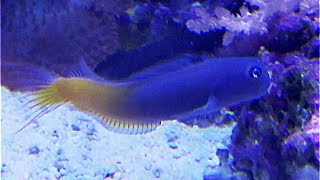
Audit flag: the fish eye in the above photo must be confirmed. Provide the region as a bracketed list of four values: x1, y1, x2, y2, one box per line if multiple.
[249, 66, 262, 79]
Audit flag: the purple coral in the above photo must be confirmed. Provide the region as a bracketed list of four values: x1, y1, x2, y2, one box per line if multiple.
[284, 113, 320, 161]
[228, 49, 319, 179]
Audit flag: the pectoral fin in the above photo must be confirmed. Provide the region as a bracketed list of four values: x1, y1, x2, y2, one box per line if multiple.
[173, 96, 218, 120]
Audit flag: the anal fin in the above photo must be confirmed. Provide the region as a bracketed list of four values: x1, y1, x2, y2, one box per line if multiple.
[97, 114, 160, 135]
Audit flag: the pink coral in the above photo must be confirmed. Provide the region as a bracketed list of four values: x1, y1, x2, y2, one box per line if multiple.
[186, 7, 217, 34]
[185, 0, 315, 47]
[185, 5, 267, 45]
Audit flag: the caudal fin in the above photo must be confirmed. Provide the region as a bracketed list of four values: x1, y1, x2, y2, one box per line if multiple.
[1, 62, 58, 92]
[1, 62, 62, 133]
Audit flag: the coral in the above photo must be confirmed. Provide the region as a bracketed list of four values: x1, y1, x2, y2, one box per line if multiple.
[185, 6, 218, 34]
[185, 2, 268, 44]
[284, 112, 320, 162]
[183, 0, 318, 55]
[229, 51, 319, 179]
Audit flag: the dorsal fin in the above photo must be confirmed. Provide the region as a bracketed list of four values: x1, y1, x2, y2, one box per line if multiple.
[65, 58, 105, 82]
[126, 55, 208, 83]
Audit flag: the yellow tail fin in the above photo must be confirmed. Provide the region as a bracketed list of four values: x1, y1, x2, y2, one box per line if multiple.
[16, 78, 72, 133]
[18, 77, 161, 135]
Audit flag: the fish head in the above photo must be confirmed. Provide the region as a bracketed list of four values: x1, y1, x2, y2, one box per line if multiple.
[231, 58, 271, 101]
[212, 58, 271, 106]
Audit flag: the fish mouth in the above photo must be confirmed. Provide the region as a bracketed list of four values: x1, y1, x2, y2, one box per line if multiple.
[259, 77, 272, 96]
[262, 70, 272, 95]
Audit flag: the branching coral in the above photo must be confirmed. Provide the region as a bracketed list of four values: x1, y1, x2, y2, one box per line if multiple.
[184, 0, 317, 54]
[186, 5, 267, 45]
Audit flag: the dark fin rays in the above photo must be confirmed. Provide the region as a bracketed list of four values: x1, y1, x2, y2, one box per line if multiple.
[65, 58, 105, 82]
[94, 112, 160, 135]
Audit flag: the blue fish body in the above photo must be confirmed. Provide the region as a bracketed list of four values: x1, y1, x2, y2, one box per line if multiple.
[2, 56, 270, 134]
[115, 57, 270, 121]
